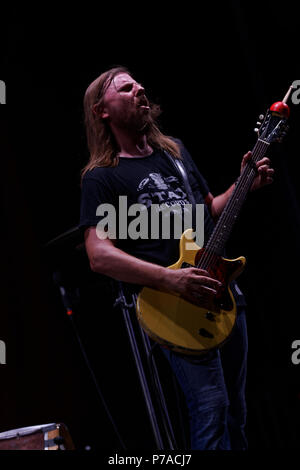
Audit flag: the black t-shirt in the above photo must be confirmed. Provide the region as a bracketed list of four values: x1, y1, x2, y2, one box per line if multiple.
[80, 143, 213, 266]
[79, 141, 246, 306]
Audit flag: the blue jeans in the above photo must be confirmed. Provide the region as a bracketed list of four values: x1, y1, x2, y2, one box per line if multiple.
[160, 309, 248, 450]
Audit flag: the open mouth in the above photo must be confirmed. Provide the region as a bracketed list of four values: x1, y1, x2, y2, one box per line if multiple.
[138, 98, 150, 110]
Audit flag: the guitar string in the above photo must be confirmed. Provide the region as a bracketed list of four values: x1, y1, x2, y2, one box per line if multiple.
[199, 139, 268, 270]
[200, 139, 267, 269]
[210, 139, 269, 250]
[196, 139, 269, 272]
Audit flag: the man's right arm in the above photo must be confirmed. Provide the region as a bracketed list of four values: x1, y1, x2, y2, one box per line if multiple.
[84, 227, 222, 309]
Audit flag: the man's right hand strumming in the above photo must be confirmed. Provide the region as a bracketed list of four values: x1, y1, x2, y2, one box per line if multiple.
[163, 267, 223, 310]
[85, 227, 222, 310]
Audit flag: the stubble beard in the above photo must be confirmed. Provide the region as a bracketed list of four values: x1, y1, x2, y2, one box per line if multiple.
[119, 108, 152, 135]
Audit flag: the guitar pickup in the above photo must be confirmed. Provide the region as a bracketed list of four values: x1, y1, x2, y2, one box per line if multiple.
[180, 262, 193, 269]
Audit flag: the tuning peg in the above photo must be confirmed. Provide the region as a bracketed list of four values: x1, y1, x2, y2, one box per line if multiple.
[259, 114, 264, 120]
[256, 121, 262, 126]
[254, 128, 259, 133]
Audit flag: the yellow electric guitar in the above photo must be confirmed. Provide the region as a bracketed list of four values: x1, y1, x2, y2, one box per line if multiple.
[136, 89, 292, 355]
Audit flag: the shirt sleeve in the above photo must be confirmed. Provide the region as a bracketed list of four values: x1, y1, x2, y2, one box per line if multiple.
[79, 172, 116, 230]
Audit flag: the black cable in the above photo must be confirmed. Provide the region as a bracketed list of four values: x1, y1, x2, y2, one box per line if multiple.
[67, 313, 127, 450]
[53, 273, 127, 450]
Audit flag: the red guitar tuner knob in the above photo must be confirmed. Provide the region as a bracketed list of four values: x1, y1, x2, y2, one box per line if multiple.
[270, 101, 290, 118]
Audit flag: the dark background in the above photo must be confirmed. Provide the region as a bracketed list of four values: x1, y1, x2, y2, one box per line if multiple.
[1, 1, 300, 451]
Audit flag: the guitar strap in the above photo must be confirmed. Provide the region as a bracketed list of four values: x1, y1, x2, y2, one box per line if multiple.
[164, 150, 196, 223]
[164, 151, 196, 205]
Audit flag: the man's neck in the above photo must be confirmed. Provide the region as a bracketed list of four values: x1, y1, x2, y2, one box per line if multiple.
[113, 127, 153, 158]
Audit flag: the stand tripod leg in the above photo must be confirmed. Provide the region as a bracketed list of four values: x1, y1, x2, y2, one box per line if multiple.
[131, 295, 177, 450]
[115, 283, 164, 449]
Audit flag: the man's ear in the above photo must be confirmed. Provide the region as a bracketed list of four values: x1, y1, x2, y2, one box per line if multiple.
[101, 109, 109, 119]
[92, 103, 109, 119]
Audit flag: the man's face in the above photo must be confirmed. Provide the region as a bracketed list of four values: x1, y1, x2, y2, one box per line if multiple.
[100, 73, 151, 132]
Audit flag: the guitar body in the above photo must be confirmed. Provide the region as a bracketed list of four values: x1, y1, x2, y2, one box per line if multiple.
[136, 229, 246, 355]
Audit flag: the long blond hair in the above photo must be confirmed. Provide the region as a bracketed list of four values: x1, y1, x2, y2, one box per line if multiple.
[81, 66, 181, 178]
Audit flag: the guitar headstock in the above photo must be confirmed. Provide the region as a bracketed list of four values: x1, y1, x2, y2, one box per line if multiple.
[254, 85, 294, 144]
[255, 107, 289, 144]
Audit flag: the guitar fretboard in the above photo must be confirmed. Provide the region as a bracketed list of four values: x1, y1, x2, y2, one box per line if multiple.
[198, 139, 270, 270]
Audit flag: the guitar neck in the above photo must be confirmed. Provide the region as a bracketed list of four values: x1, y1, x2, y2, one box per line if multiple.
[198, 139, 270, 267]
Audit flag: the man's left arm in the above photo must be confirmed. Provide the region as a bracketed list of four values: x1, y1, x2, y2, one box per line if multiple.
[207, 151, 275, 220]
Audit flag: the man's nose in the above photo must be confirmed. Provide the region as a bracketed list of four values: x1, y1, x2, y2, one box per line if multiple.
[135, 84, 145, 96]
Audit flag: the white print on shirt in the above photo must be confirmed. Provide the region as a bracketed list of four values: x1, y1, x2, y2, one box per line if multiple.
[137, 173, 189, 213]
[138, 173, 177, 191]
